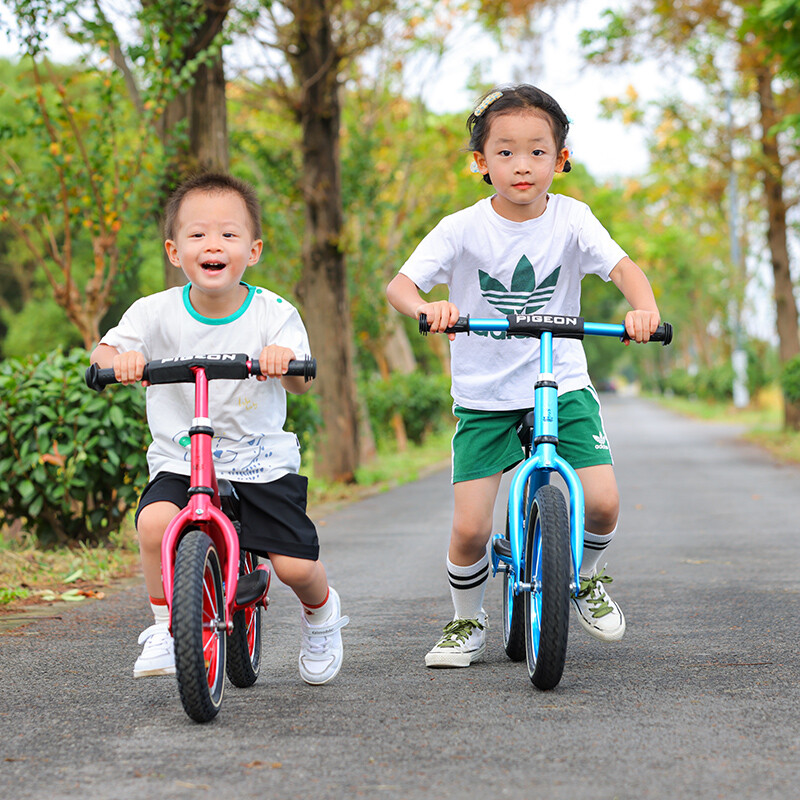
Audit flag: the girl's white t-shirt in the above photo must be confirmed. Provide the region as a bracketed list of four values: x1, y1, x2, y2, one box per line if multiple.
[399, 194, 627, 410]
[100, 283, 310, 483]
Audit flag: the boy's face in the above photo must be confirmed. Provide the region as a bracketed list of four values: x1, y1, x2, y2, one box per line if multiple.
[473, 110, 569, 222]
[165, 190, 262, 299]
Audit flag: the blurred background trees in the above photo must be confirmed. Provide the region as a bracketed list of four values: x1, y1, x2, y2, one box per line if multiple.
[1, 0, 799, 539]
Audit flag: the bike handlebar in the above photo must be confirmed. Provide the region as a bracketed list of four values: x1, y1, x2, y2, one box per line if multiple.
[418, 313, 673, 346]
[85, 354, 317, 392]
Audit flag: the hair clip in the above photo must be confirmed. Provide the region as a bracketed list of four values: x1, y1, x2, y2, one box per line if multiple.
[470, 161, 480, 173]
[474, 91, 503, 117]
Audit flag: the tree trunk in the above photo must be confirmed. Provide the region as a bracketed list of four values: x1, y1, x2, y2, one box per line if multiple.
[756, 67, 800, 429]
[159, 6, 230, 289]
[291, 1, 360, 482]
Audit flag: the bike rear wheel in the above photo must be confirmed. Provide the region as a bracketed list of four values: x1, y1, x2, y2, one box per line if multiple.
[524, 484, 570, 690]
[502, 507, 526, 662]
[226, 551, 263, 688]
[172, 530, 226, 723]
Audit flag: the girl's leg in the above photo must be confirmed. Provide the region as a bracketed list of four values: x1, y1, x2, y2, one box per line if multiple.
[426, 473, 502, 669]
[573, 464, 625, 641]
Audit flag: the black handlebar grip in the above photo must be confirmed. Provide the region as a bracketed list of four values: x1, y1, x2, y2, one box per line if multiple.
[650, 323, 673, 345]
[249, 357, 317, 382]
[419, 313, 471, 335]
[85, 363, 118, 392]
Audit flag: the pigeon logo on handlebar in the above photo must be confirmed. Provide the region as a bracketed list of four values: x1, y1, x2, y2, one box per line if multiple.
[160, 354, 239, 363]
[513, 314, 579, 327]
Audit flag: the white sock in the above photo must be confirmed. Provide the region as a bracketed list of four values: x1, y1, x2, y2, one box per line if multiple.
[447, 552, 489, 620]
[150, 599, 169, 626]
[302, 589, 334, 626]
[580, 525, 618, 578]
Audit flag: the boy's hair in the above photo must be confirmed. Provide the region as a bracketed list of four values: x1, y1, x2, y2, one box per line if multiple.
[467, 85, 571, 184]
[164, 172, 262, 240]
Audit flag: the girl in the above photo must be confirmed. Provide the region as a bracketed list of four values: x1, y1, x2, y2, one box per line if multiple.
[386, 85, 660, 668]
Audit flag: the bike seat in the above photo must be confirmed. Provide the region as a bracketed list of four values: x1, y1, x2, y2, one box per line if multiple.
[218, 479, 241, 520]
[515, 411, 536, 448]
[235, 568, 270, 606]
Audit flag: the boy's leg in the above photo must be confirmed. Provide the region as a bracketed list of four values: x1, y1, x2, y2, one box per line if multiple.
[572, 464, 625, 641]
[270, 554, 349, 686]
[425, 473, 501, 668]
[133, 498, 181, 677]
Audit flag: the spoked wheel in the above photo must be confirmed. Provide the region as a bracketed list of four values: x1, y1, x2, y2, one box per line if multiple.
[502, 506, 526, 662]
[226, 551, 263, 688]
[524, 484, 571, 690]
[172, 530, 226, 723]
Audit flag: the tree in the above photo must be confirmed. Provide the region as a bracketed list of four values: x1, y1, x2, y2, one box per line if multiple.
[580, 0, 800, 426]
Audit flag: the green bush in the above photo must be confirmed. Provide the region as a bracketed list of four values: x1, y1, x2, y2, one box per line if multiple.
[0, 349, 149, 545]
[286, 390, 322, 452]
[781, 354, 800, 404]
[363, 371, 453, 445]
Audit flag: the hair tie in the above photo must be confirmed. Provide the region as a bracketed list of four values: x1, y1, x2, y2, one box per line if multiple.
[474, 91, 503, 117]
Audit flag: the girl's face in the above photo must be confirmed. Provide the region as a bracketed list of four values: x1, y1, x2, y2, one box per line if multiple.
[473, 110, 569, 222]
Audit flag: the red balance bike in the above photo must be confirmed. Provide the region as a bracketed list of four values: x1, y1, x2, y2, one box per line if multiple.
[86, 353, 315, 723]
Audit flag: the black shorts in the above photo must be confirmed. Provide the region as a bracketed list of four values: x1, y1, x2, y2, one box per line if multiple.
[135, 471, 319, 561]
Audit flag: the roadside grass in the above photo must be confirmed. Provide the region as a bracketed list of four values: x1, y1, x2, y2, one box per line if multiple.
[0, 429, 453, 611]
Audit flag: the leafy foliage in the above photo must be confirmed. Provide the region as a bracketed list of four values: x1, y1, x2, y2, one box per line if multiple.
[363, 371, 452, 445]
[0, 348, 149, 544]
[781, 354, 800, 405]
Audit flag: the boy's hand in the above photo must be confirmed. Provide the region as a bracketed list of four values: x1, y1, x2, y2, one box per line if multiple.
[415, 300, 460, 341]
[258, 344, 296, 381]
[113, 351, 146, 385]
[624, 310, 661, 344]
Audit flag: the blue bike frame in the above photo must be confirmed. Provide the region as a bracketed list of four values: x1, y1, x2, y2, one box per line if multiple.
[466, 319, 631, 597]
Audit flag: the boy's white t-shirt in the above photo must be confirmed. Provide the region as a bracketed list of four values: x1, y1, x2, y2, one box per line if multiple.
[399, 194, 627, 410]
[100, 283, 310, 483]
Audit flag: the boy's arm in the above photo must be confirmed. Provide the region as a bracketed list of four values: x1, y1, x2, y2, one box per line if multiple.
[258, 345, 312, 395]
[90, 343, 146, 385]
[386, 273, 459, 340]
[609, 257, 660, 343]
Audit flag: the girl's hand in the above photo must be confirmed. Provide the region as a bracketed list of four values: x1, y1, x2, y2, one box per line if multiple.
[415, 300, 460, 341]
[624, 309, 661, 344]
[258, 344, 296, 380]
[113, 351, 146, 385]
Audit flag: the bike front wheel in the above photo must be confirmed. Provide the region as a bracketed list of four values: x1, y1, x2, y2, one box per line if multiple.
[172, 530, 227, 723]
[226, 551, 263, 688]
[524, 484, 570, 690]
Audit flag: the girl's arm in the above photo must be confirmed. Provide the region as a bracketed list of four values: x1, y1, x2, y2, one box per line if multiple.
[609, 257, 661, 343]
[386, 273, 460, 339]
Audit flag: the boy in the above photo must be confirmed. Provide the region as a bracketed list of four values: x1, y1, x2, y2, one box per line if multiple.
[91, 173, 348, 685]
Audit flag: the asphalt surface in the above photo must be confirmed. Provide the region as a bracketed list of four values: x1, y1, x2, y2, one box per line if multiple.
[1, 395, 799, 799]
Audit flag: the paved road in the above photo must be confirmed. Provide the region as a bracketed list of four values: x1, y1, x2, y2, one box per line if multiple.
[2, 396, 799, 799]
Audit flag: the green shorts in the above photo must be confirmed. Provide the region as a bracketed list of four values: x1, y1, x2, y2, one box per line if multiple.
[451, 387, 613, 484]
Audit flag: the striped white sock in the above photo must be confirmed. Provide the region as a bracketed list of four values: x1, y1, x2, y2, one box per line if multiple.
[447, 552, 490, 620]
[580, 525, 618, 578]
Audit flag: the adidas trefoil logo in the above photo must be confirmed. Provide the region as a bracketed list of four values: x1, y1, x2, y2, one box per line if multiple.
[479, 256, 560, 315]
[593, 431, 609, 450]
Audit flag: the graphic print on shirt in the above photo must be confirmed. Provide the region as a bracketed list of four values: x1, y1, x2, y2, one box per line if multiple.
[173, 431, 274, 479]
[479, 256, 561, 315]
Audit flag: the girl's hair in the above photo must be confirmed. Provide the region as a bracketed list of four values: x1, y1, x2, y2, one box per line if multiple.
[468, 85, 572, 184]
[164, 172, 262, 240]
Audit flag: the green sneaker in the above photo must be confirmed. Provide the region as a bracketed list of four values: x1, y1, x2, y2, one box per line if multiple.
[424, 612, 487, 668]
[571, 568, 626, 642]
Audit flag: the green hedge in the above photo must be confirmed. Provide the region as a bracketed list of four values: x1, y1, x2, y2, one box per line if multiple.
[0, 349, 149, 544]
[781, 354, 800, 404]
[363, 371, 453, 445]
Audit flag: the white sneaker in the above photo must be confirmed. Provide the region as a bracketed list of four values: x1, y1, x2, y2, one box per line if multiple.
[298, 588, 349, 685]
[133, 623, 176, 677]
[425, 611, 488, 668]
[571, 568, 626, 642]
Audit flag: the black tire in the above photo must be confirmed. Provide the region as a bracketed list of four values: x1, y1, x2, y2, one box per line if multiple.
[172, 530, 226, 723]
[524, 484, 570, 690]
[226, 552, 263, 688]
[502, 508, 526, 662]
